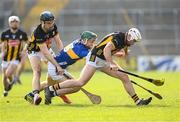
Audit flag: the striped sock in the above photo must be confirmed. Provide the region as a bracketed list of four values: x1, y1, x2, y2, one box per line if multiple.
[131, 94, 140, 104]
[32, 90, 39, 94]
[49, 84, 61, 96]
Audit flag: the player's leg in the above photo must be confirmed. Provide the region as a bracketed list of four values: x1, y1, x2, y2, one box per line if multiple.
[1, 61, 10, 96]
[46, 74, 72, 103]
[6, 63, 18, 82]
[26, 71, 73, 104]
[5, 62, 18, 86]
[39, 74, 54, 91]
[40, 81, 48, 91]
[25, 78, 72, 104]
[28, 55, 42, 105]
[2, 61, 18, 96]
[58, 64, 96, 89]
[44, 64, 96, 104]
[2, 67, 9, 96]
[14, 54, 27, 84]
[100, 66, 136, 96]
[100, 65, 152, 106]
[25, 75, 50, 101]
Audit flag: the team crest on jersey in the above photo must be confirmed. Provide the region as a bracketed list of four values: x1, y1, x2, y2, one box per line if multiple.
[8, 39, 20, 46]
[20, 35, 23, 39]
[12, 35, 16, 39]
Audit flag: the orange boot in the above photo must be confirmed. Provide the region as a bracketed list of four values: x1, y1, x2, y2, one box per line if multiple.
[59, 95, 72, 104]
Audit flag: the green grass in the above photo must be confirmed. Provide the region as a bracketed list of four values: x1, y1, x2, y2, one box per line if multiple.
[0, 71, 180, 122]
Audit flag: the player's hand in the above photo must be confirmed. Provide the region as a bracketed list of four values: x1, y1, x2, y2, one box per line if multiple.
[110, 63, 119, 71]
[113, 49, 126, 57]
[56, 66, 64, 75]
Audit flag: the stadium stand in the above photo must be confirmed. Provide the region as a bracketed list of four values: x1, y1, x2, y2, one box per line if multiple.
[57, 0, 180, 55]
[0, 0, 179, 56]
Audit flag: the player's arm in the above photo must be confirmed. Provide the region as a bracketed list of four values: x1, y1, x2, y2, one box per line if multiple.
[38, 43, 64, 74]
[103, 41, 118, 70]
[1, 32, 7, 57]
[1, 41, 7, 52]
[0, 41, 7, 59]
[20, 33, 29, 57]
[113, 49, 126, 57]
[22, 32, 28, 51]
[103, 42, 115, 63]
[54, 33, 63, 51]
[20, 42, 27, 57]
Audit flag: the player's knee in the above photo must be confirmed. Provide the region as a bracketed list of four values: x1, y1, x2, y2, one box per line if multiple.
[77, 81, 86, 87]
[118, 73, 129, 83]
[33, 69, 41, 76]
[73, 81, 84, 87]
[74, 87, 81, 92]
[5, 72, 11, 78]
[77, 77, 89, 87]
[5, 70, 12, 78]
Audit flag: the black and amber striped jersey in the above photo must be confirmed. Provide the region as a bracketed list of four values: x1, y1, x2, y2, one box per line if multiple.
[1, 29, 28, 61]
[91, 32, 126, 60]
[27, 24, 58, 53]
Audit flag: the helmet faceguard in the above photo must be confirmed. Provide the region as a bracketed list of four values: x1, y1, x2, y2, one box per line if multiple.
[8, 16, 20, 30]
[128, 28, 142, 42]
[8, 16, 20, 24]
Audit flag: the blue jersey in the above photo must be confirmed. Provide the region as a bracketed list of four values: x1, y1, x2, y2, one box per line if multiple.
[54, 39, 89, 69]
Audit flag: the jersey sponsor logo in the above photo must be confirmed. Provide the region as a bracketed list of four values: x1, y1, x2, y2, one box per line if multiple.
[20, 35, 23, 39]
[8, 39, 20, 46]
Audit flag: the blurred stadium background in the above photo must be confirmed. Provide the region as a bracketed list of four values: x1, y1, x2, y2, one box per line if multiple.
[0, 0, 180, 71]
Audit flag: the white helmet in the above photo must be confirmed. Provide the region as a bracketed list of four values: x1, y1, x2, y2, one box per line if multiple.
[8, 16, 20, 24]
[128, 28, 142, 41]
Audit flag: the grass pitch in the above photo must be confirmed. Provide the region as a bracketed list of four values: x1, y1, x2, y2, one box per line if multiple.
[0, 71, 180, 122]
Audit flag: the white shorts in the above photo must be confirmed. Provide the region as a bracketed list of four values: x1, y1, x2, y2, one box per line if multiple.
[1, 60, 19, 69]
[86, 52, 109, 69]
[48, 62, 69, 81]
[28, 48, 55, 62]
